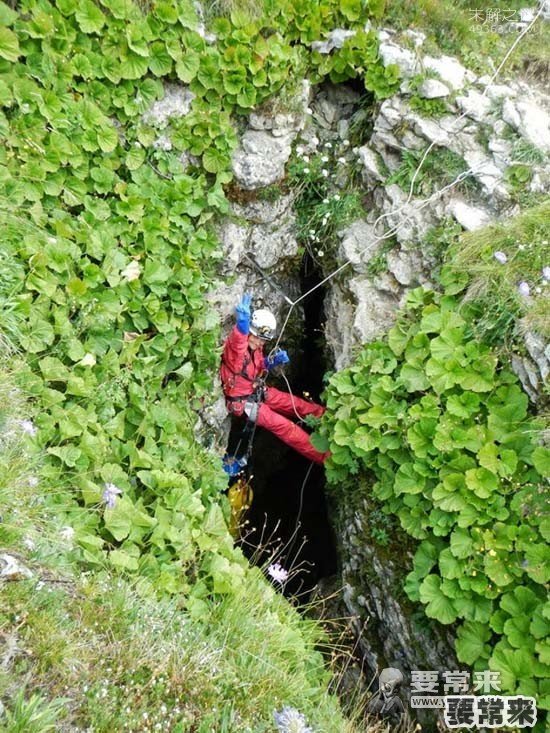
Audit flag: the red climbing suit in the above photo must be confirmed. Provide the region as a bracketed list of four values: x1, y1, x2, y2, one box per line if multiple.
[220, 326, 328, 464]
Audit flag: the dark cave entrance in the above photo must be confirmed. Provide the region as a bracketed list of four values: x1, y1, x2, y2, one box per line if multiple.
[225, 254, 338, 602]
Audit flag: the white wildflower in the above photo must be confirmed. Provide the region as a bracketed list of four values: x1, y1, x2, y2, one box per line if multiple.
[305, 107, 312, 115]
[337, 157, 346, 164]
[542, 266, 550, 281]
[317, 251, 324, 257]
[48, 236, 57, 244]
[102, 483, 122, 509]
[333, 193, 340, 201]
[322, 198, 329, 204]
[342, 139, 350, 146]
[267, 562, 288, 583]
[28, 476, 39, 488]
[493, 251, 507, 264]
[324, 141, 332, 149]
[79, 353, 96, 367]
[322, 169, 328, 177]
[273, 706, 313, 733]
[518, 281, 530, 297]
[121, 260, 141, 282]
[152, 134, 172, 152]
[60, 526, 75, 543]
[321, 155, 329, 162]
[303, 167, 310, 174]
[19, 419, 37, 437]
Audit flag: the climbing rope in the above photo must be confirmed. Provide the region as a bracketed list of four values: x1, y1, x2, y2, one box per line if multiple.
[266, 5, 544, 353]
[284, 459, 315, 565]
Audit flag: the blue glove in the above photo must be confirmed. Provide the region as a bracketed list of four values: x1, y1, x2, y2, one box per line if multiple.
[235, 292, 252, 335]
[222, 454, 248, 477]
[264, 349, 290, 371]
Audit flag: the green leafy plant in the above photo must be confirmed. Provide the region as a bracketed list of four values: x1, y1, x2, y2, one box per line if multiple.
[315, 285, 549, 710]
[387, 146, 481, 197]
[446, 200, 550, 343]
[1, 689, 68, 733]
[504, 162, 532, 191]
[409, 93, 449, 118]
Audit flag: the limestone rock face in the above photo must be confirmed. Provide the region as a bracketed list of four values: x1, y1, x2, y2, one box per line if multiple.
[456, 89, 493, 122]
[447, 199, 493, 230]
[338, 220, 383, 271]
[357, 145, 385, 183]
[423, 54, 475, 90]
[420, 79, 451, 98]
[511, 331, 550, 403]
[232, 131, 294, 190]
[502, 97, 550, 153]
[333, 495, 457, 686]
[378, 41, 418, 79]
[141, 83, 194, 128]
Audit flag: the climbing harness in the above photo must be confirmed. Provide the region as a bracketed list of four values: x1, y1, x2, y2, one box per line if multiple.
[222, 369, 269, 537]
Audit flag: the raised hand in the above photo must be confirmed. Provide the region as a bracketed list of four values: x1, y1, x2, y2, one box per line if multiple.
[235, 292, 253, 334]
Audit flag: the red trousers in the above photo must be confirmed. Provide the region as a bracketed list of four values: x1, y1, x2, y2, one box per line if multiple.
[229, 387, 328, 464]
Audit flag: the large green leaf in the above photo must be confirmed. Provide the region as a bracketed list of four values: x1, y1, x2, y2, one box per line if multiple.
[176, 53, 200, 83]
[524, 543, 550, 584]
[484, 553, 514, 587]
[489, 642, 537, 692]
[412, 540, 440, 577]
[450, 528, 474, 558]
[104, 495, 134, 541]
[394, 462, 425, 495]
[532, 446, 550, 477]
[97, 124, 118, 152]
[419, 575, 458, 624]
[456, 620, 491, 664]
[465, 467, 498, 499]
[0, 26, 19, 61]
[75, 1, 105, 33]
[149, 42, 172, 76]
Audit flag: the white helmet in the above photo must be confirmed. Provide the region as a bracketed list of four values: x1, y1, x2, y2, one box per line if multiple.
[250, 309, 277, 340]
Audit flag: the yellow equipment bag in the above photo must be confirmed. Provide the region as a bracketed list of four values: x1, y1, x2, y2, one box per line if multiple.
[228, 478, 253, 538]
